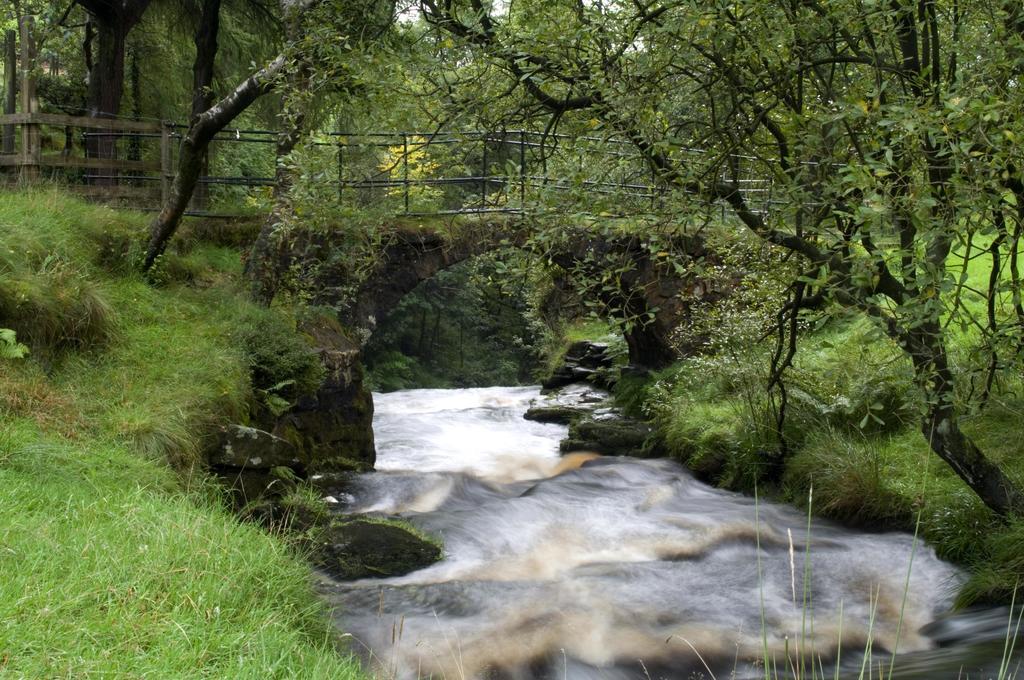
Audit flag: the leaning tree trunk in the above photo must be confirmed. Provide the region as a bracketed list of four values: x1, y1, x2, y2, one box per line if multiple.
[244, 126, 304, 305]
[143, 55, 286, 271]
[909, 323, 1024, 516]
[243, 0, 314, 304]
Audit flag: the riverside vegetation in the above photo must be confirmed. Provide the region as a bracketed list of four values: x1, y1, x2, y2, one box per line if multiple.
[0, 190, 369, 677]
[593, 234, 1024, 609]
[358, 216, 1024, 606]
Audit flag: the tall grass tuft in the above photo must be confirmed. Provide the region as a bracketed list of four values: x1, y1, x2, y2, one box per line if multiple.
[0, 257, 116, 353]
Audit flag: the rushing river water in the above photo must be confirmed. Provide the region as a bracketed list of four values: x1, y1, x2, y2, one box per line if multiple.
[319, 386, 1022, 679]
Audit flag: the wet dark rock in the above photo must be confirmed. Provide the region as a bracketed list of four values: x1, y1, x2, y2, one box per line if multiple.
[523, 405, 590, 424]
[308, 471, 358, 494]
[240, 486, 442, 581]
[560, 416, 659, 458]
[309, 518, 442, 581]
[210, 426, 305, 509]
[213, 316, 374, 487]
[215, 465, 303, 510]
[536, 357, 661, 459]
[568, 341, 612, 368]
[541, 382, 613, 407]
[575, 391, 610, 404]
[525, 382, 613, 427]
[542, 341, 614, 390]
[211, 425, 302, 469]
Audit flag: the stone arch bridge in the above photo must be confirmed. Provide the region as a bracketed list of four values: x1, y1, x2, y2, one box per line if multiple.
[277, 216, 726, 370]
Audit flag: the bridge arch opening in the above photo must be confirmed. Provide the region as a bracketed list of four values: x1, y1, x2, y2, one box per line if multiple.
[359, 251, 626, 391]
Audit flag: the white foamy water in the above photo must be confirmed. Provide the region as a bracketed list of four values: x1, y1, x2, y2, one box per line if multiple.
[371, 386, 569, 482]
[319, 386, 1016, 680]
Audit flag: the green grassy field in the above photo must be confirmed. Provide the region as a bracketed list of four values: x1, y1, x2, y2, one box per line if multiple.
[0, 190, 366, 678]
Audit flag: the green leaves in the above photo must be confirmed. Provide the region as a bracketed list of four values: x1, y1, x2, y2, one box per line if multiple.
[0, 329, 29, 360]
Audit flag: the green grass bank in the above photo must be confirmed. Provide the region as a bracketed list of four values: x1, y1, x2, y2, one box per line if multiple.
[0, 190, 366, 677]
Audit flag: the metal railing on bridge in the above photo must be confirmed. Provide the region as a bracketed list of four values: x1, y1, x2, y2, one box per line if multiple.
[0, 114, 778, 219]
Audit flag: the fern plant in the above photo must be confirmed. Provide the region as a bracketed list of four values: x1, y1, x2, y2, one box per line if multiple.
[0, 329, 29, 360]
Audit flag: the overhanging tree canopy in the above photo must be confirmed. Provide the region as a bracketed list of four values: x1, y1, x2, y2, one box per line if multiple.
[419, 0, 1024, 515]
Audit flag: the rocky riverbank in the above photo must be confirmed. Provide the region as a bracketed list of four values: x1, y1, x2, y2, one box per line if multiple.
[206, 316, 442, 582]
[531, 342, 662, 458]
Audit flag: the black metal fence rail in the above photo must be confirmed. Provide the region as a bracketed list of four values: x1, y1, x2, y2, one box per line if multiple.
[1, 115, 779, 219]
[323, 130, 778, 218]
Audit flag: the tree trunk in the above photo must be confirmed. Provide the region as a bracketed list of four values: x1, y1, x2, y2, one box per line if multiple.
[923, 411, 1024, 517]
[244, 116, 305, 304]
[87, 19, 126, 120]
[191, 0, 221, 118]
[244, 28, 312, 305]
[143, 55, 286, 271]
[85, 20, 127, 164]
[127, 47, 141, 161]
[77, 0, 154, 177]
[910, 323, 1024, 516]
[191, 0, 222, 208]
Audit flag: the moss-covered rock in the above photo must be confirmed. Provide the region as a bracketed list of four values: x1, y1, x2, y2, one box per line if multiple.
[211, 425, 302, 469]
[561, 415, 659, 457]
[542, 341, 615, 390]
[266, 315, 376, 472]
[523, 405, 590, 424]
[241, 486, 442, 581]
[307, 518, 442, 581]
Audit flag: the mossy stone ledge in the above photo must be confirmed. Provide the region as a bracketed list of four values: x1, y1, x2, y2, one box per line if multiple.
[307, 518, 443, 581]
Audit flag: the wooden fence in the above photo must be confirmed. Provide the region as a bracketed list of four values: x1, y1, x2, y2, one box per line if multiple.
[0, 112, 173, 206]
[0, 15, 184, 213]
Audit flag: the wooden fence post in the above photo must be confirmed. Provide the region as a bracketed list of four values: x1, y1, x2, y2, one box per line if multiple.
[3, 30, 15, 154]
[19, 16, 38, 181]
[160, 121, 172, 204]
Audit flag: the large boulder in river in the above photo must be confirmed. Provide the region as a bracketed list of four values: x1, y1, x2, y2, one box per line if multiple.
[560, 412, 659, 458]
[309, 518, 443, 581]
[240, 489, 443, 580]
[523, 405, 591, 425]
[526, 382, 613, 425]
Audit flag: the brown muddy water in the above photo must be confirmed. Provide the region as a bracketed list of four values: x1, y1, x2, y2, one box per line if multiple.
[317, 386, 1023, 679]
